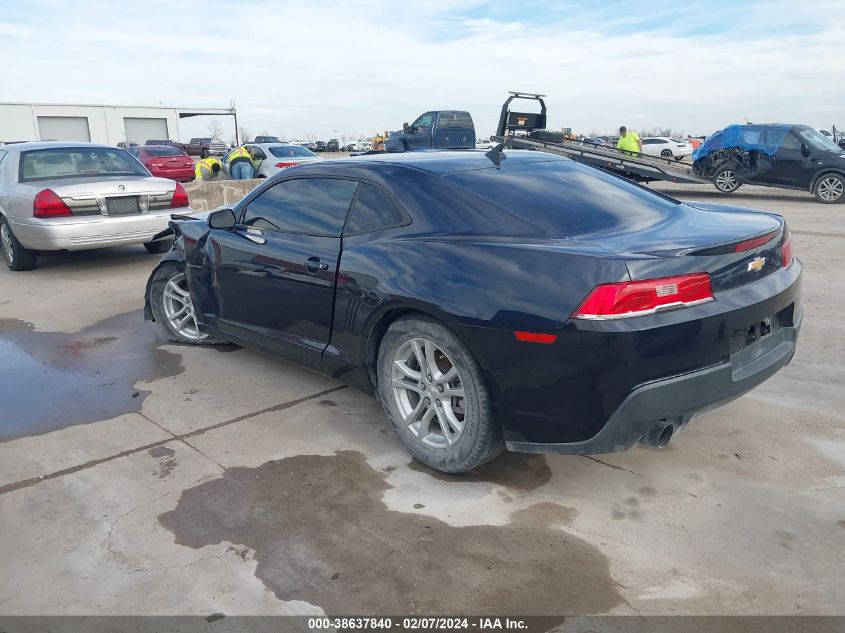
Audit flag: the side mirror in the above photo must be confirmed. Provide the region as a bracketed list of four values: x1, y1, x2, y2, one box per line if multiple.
[403, 122, 411, 133]
[209, 207, 237, 229]
[801, 143, 811, 157]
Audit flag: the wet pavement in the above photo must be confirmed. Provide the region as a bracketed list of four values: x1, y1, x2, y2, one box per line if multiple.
[1, 187, 844, 616]
[0, 312, 182, 440]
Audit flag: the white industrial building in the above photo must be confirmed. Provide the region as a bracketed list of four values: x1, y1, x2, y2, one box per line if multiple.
[0, 102, 237, 146]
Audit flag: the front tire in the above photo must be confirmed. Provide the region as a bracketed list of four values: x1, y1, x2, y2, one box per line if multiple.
[660, 149, 673, 158]
[148, 263, 223, 345]
[0, 215, 38, 271]
[713, 163, 742, 193]
[813, 173, 845, 203]
[377, 316, 504, 473]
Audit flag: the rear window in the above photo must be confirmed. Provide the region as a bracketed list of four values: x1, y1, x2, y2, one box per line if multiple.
[268, 146, 317, 158]
[144, 146, 183, 157]
[438, 111, 474, 129]
[19, 148, 148, 182]
[443, 159, 681, 236]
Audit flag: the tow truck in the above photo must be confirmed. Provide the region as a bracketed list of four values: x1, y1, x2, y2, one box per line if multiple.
[491, 92, 709, 185]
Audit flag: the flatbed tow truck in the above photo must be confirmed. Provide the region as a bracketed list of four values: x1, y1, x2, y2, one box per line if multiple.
[491, 92, 709, 185]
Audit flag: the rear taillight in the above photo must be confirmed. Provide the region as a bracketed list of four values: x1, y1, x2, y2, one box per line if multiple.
[169, 182, 189, 208]
[275, 162, 299, 169]
[33, 189, 72, 218]
[781, 228, 793, 268]
[572, 273, 714, 320]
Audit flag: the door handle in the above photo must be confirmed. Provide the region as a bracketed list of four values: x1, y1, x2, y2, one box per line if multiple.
[305, 256, 329, 273]
[236, 226, 267, 245]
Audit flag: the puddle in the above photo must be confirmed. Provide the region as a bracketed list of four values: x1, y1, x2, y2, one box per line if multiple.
[159, 450, 621, 616]
[0, 312, 183, 441]
[407, 451, 552, 491]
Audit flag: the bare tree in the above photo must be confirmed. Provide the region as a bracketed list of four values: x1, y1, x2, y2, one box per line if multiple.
[237, 126, 252, 144]
[207, 119, 223, 141]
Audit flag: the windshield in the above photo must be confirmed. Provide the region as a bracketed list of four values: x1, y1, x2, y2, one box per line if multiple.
[268, 145, 317, 158]
[19, 148, 149, 182]
[796, 128, 841, 152]
[144, 146, 184, 157]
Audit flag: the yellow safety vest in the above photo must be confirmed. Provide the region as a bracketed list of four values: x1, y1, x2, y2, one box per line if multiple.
[195, 157, 222, 180]
[226, 146, 252, 163]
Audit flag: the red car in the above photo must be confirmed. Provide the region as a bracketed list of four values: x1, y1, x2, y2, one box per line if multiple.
[130, 145, 195, 182]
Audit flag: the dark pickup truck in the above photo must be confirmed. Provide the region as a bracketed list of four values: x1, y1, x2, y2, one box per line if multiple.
[385, 110, 475, 152]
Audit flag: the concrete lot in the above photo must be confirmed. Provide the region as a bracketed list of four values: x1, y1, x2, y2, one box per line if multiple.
[0, 182, 843, 617]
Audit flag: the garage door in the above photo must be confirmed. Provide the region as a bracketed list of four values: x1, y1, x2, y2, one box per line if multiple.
[37, 116, 91, 142]
[124, 117, 169, 144]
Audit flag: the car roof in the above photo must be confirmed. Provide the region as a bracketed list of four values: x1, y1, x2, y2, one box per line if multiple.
[304, 149, 563, 176]
[1, 141, 120, 153]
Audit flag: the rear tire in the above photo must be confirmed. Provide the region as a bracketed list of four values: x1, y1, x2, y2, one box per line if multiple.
[660, 149, 673, 158]
[143, 239, 172, 254]
[713, 163, 742, 193]
[148, 263, 225, 345]
[377, 315, 504, 473]
[0, 215, 38, 271]
[813, 173, 845, 203]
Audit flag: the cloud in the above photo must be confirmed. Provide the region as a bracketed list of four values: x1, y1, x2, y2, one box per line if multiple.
[1, 0, 844, 140]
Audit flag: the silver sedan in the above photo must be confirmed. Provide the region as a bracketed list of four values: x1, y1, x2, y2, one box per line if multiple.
[240, 143, 323, 179]
[0, 141, 194, 270]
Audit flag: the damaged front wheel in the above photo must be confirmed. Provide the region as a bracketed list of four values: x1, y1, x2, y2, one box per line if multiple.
[149, 263, 224, 345]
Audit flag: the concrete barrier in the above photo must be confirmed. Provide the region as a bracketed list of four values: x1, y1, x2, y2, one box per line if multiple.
[183, 179, 263, 211]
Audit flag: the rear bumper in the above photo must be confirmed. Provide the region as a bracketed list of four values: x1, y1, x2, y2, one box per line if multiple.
[9, 207, 193, 251]
[507, 311, 801, 455]
[149, 167, 195, 182]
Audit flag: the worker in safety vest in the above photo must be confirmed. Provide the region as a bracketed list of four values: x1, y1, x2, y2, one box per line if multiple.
[225, 145, 256, 180]
[616, 126, 642, 156]
[195, 157, 222, 181]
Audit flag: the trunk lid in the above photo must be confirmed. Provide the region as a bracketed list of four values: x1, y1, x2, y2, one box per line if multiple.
[24, 176, 178, 217]
[583, 202, 786, 293]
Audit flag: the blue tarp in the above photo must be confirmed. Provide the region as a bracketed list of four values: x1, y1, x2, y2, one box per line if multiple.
[693, 124, 792, 162]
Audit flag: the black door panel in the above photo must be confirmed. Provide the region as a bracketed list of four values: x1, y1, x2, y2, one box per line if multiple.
[200, 176, 358, 361]
[207, 229, 340, 361]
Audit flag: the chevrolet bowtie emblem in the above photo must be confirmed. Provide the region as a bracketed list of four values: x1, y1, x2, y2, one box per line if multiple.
[747, 256, 766, 272]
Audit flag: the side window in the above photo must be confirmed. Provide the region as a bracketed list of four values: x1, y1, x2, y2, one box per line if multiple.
[242, 178, 358, 236]
[641, 139, 655, 145]
[0, 150, 6, 177]
[252, 146, 267, 160]
[779, 133, 801, 151]
[344, 183, 408, 235]
[412, 113, 434, 129]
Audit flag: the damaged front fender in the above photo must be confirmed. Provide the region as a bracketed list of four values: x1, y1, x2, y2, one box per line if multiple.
[143, 214, 212, 322]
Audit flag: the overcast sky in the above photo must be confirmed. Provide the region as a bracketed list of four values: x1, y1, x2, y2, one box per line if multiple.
[2, 0, 844, 142]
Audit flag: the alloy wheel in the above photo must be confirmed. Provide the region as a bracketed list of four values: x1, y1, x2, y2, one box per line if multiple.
[391, 337, 466, 449]
[817, 177, 844, 202]
[715, 170, 739, 192]
[0, 222, 13, 266]
[162, 272, 207, 341]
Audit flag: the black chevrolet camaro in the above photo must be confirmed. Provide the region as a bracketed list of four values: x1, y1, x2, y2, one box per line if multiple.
[144, 150, 802, 473]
